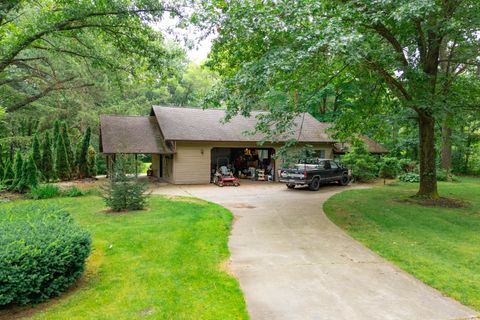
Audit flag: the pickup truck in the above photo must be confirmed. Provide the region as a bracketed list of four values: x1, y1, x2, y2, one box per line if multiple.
[279, 159, 350, 191]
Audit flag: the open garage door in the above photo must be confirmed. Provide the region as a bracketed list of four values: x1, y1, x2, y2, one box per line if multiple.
[211, 147, 276, 182]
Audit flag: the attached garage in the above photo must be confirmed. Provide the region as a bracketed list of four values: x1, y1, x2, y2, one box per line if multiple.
[100, 106, 385, 184]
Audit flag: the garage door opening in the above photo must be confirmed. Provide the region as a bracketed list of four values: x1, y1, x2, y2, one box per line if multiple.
[211, 147, 276, 182]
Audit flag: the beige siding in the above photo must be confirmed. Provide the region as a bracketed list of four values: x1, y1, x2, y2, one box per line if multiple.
[151, 154, 160, 178]
[171, 141, 334, 185]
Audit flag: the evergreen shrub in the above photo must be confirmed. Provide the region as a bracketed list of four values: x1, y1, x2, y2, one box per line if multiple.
[0, 204, 91, 306]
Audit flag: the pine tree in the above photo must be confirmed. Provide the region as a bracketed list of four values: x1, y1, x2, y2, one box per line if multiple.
[61, 122, 75, 176]
[87, 145, 97, 177]
[10, 152, 23, 191]
[15, 155, 38, 193]
[41, 132, 55, 182]
[2, 160, 14, 186]
[55, 134, 70, 180]
[32, 134, 41, 170]
[78, 127, 91, 179]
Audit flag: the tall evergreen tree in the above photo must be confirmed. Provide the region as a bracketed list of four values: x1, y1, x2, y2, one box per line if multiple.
[10, 152, 23, 191]
[15, 155, 38, 193]
[53, 120, 61, 150]
[55, 134, 70, 180]
[61, 122, 74, 176]
[41, 132, 55, 182]
[32, 134, 41, 170]
[2, 160, 14, 186]
[87, 145, 97, 178]
[78, 127, 91, 179]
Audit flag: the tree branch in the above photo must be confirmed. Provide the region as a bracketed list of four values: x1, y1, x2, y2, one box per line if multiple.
[6, 77, 94, 112]
[365, 59, 412, 101]
[370, 23, 409, 67]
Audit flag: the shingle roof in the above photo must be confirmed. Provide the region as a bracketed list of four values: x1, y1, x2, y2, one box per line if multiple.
[333, 136, 389, 154]
[100, 115, 173, 154]
[151, 106, 335, 143]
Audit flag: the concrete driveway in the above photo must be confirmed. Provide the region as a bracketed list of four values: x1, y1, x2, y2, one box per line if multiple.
[152, 181, 477, 320]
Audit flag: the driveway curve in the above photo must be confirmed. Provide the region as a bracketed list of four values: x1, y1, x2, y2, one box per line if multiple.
[152, 182, 477, 320]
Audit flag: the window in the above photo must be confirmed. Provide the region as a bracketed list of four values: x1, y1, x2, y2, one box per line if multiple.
[330, 161, 338, 169]
[313, 149, 326, 158]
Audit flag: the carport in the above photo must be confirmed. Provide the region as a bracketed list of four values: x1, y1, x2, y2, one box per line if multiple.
[99, 115, 174, 178]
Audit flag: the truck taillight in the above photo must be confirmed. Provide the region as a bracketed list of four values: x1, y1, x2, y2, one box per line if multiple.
[304, 170, 308, 177]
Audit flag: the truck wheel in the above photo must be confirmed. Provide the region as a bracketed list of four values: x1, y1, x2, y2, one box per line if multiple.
[309, 177, 320, 191]
[339, 175, 349, 186]
[287, 184, 295, 189]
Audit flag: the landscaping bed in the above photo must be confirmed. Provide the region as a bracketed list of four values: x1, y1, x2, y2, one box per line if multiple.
[0, 195, 247, 320]
[324, 177, 480, 311]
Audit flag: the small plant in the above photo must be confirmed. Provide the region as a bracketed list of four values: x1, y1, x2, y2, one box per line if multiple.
[0, 204, 91, 306]
[62, 186, 86, 197]
[398, 172, 420, 183]
[29, 184, 61, 199]
[102, 160, 148, 212]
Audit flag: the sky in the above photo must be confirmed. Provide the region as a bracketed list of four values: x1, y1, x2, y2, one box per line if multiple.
[154, 14, 214, 64]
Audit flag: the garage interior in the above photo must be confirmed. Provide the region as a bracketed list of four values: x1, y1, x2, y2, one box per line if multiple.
[211, 147, 276, 182]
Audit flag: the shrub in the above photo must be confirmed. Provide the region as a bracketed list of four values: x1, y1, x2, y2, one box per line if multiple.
[378, 157, 401, 183]
[29, 184, 61, 199]
[436, 169, 459, 182]
[0, 204, 91, 306]
[14, 155, 39, 193]
[398, 158, 417, 173]
[62, 186, 86, 197]
[102, 160, 148, 211]
[398, 172, 420, 183]
[342, 140, 378, 182]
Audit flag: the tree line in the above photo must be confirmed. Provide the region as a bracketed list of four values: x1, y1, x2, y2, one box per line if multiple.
[1, 121, 95, 192]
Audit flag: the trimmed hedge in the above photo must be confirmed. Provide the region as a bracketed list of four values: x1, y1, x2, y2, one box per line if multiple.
[0, 204, 91, 306]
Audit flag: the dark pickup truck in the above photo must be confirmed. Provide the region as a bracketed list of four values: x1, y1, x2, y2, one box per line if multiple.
[279, 159, 350, 191]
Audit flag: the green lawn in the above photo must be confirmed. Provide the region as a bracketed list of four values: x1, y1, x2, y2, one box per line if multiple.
[324, 177, 480, 311]
[1, 195, 247, 320]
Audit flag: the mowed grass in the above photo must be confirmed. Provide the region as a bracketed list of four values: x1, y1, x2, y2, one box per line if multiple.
[1, 196, 247, 320]
[324, 177, 480, 311]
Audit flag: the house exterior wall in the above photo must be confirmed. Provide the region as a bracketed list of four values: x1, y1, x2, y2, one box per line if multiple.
[170, 141, 334, 185]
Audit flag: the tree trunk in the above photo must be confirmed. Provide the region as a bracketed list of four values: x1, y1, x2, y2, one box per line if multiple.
[440, 113, 452, 172]
[417, 110, 439, 198]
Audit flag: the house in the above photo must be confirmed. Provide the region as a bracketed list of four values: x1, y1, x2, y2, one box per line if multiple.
[99, 106, 387, 184]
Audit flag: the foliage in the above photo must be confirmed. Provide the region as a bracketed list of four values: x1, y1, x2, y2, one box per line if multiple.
[62, 186, 87, 198]
[87, 145, 97, 178]
[55, 134, 70, 181]
[102, 161, 148, 212]
[13, 154, 39, 193]
[53, 120, 61, 149]
[398, 159, 417, 173]
[10, 151, 23, 190]
[41, 132, 54, 182]
[324, 177, 480, 310]
[342, 140, 378, 182]
[28, 184, 61, 200]
[78, 128, 91, 179]
[62, 123, 75, 173]
[378, 157, 401, 182]
[2, 160, 14, 186]
[436, 170, 459, 183]
[0, 204, 91, 306]
[31, 134, 41, 170]
[0, 144, 4, 178]
[398, 172, 420, 183]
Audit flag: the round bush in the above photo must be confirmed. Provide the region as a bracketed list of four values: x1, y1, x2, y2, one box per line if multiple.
[0, 204, 91, 306]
